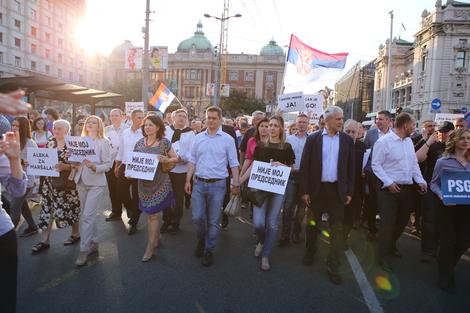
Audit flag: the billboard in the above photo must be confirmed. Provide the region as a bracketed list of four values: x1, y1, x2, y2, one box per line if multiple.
[125, 48, 143, 70]
[125, 46, 168, 70]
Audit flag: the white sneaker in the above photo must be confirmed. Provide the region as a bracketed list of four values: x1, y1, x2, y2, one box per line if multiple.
[89, 242, 98, 255]
[254, 243, 264, 257]
[75, 251, 88, 267]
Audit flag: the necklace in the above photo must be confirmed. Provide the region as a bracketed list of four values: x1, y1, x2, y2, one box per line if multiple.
[145, 137, 158, 147]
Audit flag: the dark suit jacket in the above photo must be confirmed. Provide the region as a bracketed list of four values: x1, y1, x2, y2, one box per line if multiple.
[299, 130, 355, 204]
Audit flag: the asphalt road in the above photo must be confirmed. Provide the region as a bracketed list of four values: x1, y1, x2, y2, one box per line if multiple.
[15, 204, 470, 313]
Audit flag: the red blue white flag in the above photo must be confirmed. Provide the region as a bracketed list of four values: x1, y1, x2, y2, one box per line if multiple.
[148, 83, 175, 113]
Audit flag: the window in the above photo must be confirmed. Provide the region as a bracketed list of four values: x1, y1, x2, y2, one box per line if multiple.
[421, 54, 427, 72]
[186, 69, 200, 80]
[15, 56, 21, 67]
[14, 19, 21, 29]
[30, 8, 37, 19]
[69, 72, 73, 80]
[58, 38, 63, 48]
[0, 32, 3, 43]
[47, 16, 51, 26]
[0, 12, 3, 24]
[31, 43, 37, 54]
[31, 61, 37, 70]
[459, 39, 468, 45]
[229, 71, 239, 81]
[14, 37, 21, 48]
[0, 52, 3, 64]
[57, 69, 62, 77]
[31, 26, 37, 37]
[58, 23, 63, 32]
[45, 33, 50, 42]
[58, 53, 62, 64]
[14, 0, 21, 13]
[456, 51, 466, 69]
[45, 49, 50, 59]
[244, 71, 254, 81]
[45, 65, 50, 74]
[79, 74, 84, 82]
[266, 73, 273, 82]
[69, 57, 73, 66]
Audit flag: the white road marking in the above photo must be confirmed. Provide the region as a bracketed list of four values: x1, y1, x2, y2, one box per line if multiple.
[345, 249, 384, 313]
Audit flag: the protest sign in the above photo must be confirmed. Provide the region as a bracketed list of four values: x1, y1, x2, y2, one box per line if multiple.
[125, 152, 159, 181]
[441, 171, 470, 205]
[65, 136, 98, 163]
[278, 92, 305, 113]
[125, 102, 145, 116]
[435, 113, 464, 124]
[27, 148, 59, 177]
[303, 93, 324, 123]
[248, 160, 291, 195]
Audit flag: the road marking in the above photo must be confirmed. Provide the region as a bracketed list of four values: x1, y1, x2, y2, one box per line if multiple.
[345, 249, 384, 313]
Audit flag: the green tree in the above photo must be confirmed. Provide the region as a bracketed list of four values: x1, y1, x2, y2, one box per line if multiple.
[111, 78, 142, 102]
[220, 89, 266, 117]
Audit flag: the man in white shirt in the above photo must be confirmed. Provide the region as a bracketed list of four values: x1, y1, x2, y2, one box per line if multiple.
[162, 109, 195, 233]
[372, 112, 427, 273]
[104, 108, 128, 222]
[114, 109, 144, 235]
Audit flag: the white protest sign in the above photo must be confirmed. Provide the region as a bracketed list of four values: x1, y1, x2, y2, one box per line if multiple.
[125, 152, 159, 181]
[27, 148, 59, 177]
[278, 92, 305, 113]
[303, 93, 324, 124]
[248, 160, 291, 195]
[435, 113, 464, 124]
[65, 136, 98, 163]
[125, 102, 145, 116]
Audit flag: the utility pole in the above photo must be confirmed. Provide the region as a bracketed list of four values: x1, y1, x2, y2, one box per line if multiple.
[141, 0, 151, 105]
[386, 10, 394, 111]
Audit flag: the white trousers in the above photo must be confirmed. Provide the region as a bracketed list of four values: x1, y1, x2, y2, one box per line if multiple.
[77, 183, 105, 252]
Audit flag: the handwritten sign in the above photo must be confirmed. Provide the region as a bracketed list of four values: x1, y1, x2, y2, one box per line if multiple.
[27, 148, 59, 177]
[435, 113, 463, 124]
[125, 152, 159, 181]
[278, 92, 305, 113]
[248, 160, 291, 195]
[441, 171, 470, 205]
[125, 102, 145, 116]
[303, 93, 324, 124]
[65, 136, 98, 163]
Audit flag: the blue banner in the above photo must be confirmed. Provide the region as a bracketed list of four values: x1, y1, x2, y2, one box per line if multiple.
[441, 171, 470, 205]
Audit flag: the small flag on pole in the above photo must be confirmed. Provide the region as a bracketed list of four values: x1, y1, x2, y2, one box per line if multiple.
[149, 83, 175, 113]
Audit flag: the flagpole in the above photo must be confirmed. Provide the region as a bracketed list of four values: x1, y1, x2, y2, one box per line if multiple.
[278, 34, 292, 102]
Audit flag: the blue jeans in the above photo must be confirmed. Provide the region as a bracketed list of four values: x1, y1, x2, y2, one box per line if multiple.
[191, 179, 227, 253]
[253, 192, 285, 257]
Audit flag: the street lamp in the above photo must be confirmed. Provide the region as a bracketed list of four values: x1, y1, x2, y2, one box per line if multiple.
[204, 12, 242, 106]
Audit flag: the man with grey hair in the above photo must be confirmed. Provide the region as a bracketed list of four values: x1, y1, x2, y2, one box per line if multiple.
[239, 110, 266, 165]
[299, 106, 355, 285]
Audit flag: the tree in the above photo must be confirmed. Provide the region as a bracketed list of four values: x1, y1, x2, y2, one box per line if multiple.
[220, 89, 266, 117]
[110, 78, 142, 102]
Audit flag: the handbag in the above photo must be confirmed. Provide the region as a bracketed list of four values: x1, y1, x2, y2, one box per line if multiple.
[161, 141, 177, 173]
[224, 195, 242, 217]
[246, 187, 269, 207]
[50, 169, 76, 190]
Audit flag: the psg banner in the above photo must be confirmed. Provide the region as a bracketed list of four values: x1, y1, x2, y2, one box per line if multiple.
[441, 171, 470, 205]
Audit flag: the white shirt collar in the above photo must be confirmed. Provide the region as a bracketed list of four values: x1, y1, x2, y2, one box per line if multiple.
[322, 128, 339, 137]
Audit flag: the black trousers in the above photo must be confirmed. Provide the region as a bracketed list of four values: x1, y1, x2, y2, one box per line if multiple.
[343, 191, 364, 239]
[305, 183, 345, 270]
[117, 165, 140, 226]
[377, 186, 414, 260]
[163, 172, 186, 226]
[0, 229, 17, 313]
[364, 172, 379, 235]
[420, 191, 439, 255]
[437, 204, 470, 289]
[106, 162, 123, 215]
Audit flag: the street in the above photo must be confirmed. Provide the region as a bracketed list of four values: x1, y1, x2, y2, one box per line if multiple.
[17, 205, 470, 313]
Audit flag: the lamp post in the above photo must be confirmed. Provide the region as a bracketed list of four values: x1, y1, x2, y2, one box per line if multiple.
[204, 13, 241, 106]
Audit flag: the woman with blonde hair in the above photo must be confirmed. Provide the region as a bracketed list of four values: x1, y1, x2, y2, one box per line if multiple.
[430, 128, 470, 293]
[74, 115, 112, 266]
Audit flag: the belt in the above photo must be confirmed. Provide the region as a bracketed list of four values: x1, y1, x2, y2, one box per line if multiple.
[396, 184, 413, 189]
[195, 176, 224, 183]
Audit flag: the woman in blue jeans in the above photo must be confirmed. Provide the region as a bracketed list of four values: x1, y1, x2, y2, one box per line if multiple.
[241, 116, 295, 271]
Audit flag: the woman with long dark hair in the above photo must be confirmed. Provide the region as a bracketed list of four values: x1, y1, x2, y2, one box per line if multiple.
[240, 117, 269, 177]
[134, 115, 179, 262]
[431, 128, 470, 293]
[8, 116, 38, 236]
[32, 117, 52, 148]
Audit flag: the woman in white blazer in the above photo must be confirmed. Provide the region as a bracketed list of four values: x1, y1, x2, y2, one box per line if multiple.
[74, 115, 112, 266]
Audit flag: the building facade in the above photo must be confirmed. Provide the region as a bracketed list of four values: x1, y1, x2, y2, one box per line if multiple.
[0, 0, 104, 89]
[373, 0, 470, 122]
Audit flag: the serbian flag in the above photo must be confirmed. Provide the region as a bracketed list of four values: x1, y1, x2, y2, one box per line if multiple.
[148, 83, 175, 113]
[284, 34, 348, 93]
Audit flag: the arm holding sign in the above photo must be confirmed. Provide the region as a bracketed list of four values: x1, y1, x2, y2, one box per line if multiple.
[430, 158, 444, 200]
[89, 139, 112, 173]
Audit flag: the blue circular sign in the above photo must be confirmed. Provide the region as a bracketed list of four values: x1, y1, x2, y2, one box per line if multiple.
[462, 107, 468, 114]
[431, 98, 442, 110]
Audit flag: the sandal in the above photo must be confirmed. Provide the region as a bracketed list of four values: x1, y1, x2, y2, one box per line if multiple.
[64, 235, 80, 246]
[32, 242, 50, 254]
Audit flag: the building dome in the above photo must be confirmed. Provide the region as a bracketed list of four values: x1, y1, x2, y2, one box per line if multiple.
[260, 40, 284, 56]
[177, 21, 213, 52]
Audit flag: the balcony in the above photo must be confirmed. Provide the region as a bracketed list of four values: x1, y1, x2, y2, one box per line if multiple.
[393, 77, 413, 89]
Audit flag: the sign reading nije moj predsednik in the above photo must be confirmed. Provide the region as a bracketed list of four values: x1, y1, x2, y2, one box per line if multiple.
[26, 148, 59, 177]
[248, 160, 291, 195]
[441, 171, 470, 205]
[125, 152, 159, 181]
[278, 92, 305, 113]
[65, 136, 98, 163]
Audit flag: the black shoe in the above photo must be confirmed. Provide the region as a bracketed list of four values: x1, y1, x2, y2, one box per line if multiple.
[221, 214, 229, 229]
[201, 251, 214, 267]
[160, 223, 170, 234]
[168, 224, 180, 234]
[302, 250, 315, 266]
[378, 258, 393, 273]
[20, 226, 39, 237]
[327, 268, 342, 285]
[128, 225, 137, 235]
[292, 232, 301, 244]
[106, 212, 122, 222]
[194, 239, 205, 258]
[277, 238, 290, 247]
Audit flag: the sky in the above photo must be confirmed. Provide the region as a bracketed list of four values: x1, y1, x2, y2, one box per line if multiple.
[75, 0, 460, 78]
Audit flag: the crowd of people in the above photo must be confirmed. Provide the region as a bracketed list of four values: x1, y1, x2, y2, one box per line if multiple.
[1, 84, 470, 313]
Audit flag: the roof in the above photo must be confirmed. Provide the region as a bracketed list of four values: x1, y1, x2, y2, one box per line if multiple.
[177, 21, 213, 52]
[260, 40, 284, 56]
[395, 38, 414, 46]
